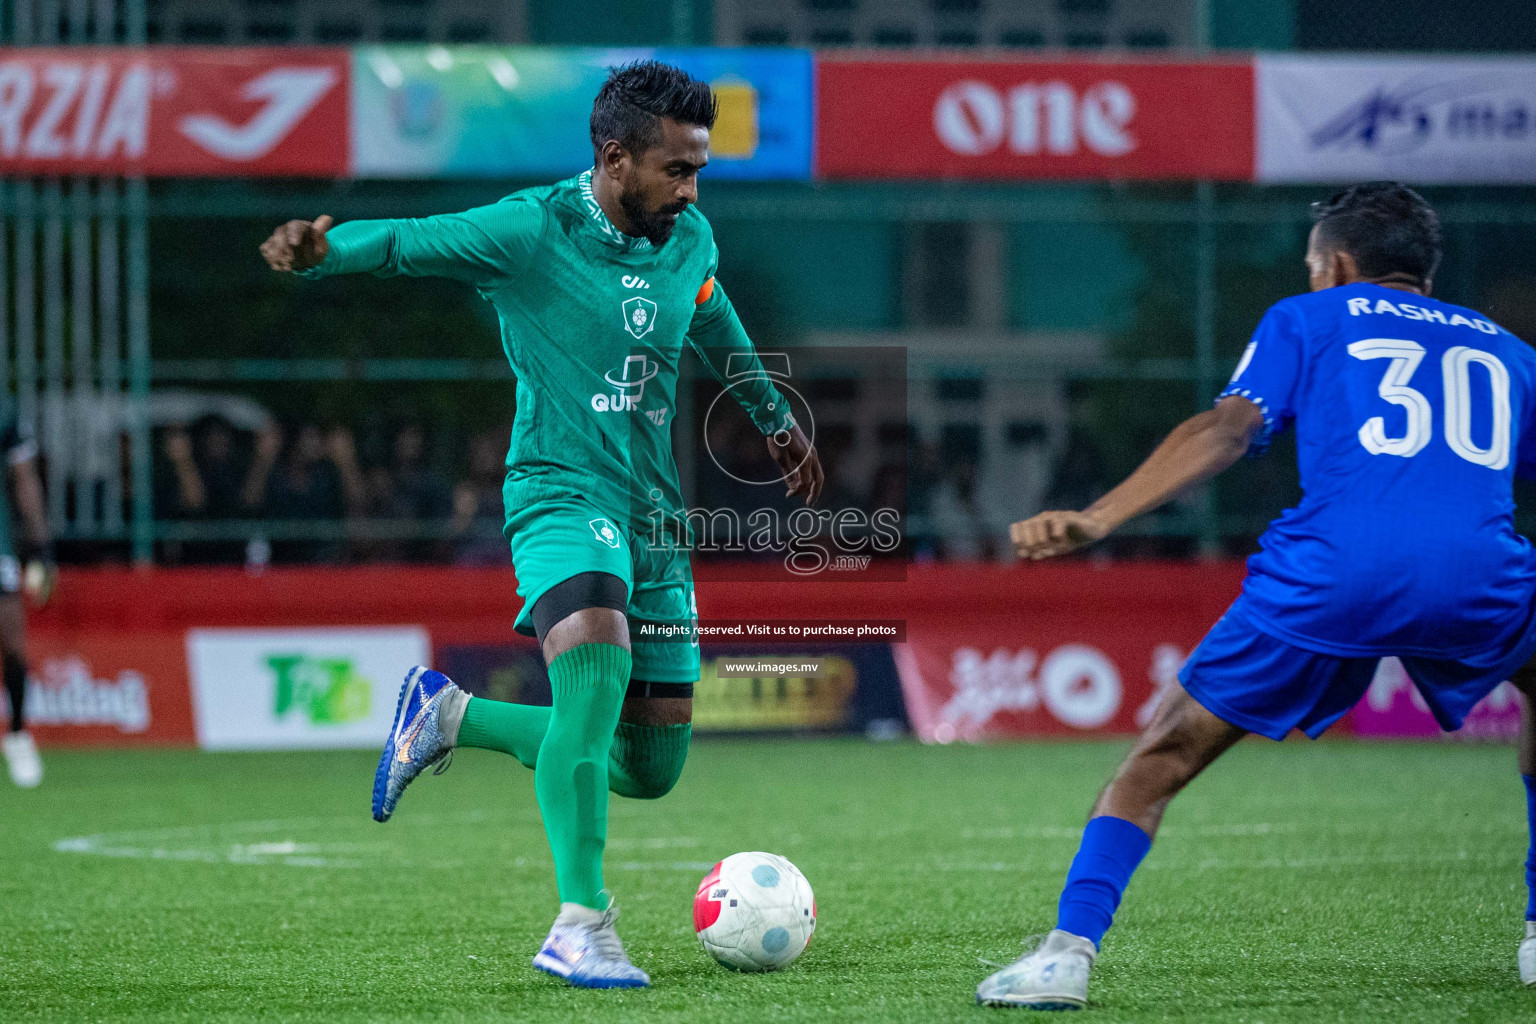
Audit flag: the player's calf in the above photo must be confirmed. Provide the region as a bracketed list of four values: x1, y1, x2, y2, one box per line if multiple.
[978, 684, 1244, 1007]
[607, 721, 690, 799]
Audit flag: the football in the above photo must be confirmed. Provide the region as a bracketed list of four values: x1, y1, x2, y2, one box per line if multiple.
[693, 852, 816, 971]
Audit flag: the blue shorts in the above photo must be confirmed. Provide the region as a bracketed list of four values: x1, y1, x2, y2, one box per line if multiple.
[1179, 601, 1536, 740]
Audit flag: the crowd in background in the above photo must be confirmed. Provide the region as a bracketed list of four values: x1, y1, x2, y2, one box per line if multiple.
[146, 410, 1129, 566]
[154, 416, 510, 566]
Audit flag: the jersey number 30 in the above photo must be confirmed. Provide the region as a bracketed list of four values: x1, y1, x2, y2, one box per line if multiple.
[1347, 338, 1510, 470]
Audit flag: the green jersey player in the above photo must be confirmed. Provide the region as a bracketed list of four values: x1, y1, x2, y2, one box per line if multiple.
[260, 61, 823, 989]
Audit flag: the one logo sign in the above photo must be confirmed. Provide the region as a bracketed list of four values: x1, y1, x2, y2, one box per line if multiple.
[622, 296, 658, 339]
[179, 67, 339, 161]
[622, 275, 650, 289]
[589, 518, 621, 549]
[933, 79, 1136, 158]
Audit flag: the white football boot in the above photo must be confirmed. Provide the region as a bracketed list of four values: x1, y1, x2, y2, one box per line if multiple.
[533, 897, 650, 989]
[977, 930, 1096, 1010]
[3, 730, 42, 788]
[1520, 920, 1535, 987]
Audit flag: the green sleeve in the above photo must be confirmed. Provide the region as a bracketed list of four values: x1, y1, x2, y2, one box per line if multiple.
[687, 276, 795, 437]
[301, 197, 547, 289]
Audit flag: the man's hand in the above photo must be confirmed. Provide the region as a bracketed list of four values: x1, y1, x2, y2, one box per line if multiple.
[766, 423, 823, 506]
[1010, 510, 1111, 561]
[260, 215, 333, 273]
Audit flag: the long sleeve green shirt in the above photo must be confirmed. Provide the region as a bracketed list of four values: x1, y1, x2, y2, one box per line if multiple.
[302, 170, 792, 535]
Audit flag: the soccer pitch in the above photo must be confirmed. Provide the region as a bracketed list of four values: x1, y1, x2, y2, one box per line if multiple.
[1, 739, 1530, 1023]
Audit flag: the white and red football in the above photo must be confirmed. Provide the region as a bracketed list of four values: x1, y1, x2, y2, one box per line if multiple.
[692, 851, 816, 972]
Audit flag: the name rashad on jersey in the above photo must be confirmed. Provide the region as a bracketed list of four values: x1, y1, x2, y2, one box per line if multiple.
[1346, 296, 1499, 334]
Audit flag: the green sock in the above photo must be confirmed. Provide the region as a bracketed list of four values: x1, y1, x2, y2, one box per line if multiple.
[455, 687, 692, 801]
[535, 643, 630, 909]
[457, 697, 549, 771]
[608, 722, 692, 799]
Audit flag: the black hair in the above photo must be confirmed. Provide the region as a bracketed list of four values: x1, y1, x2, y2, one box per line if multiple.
[589, 60, 717, 157]
[1310, 182, 1442, 286]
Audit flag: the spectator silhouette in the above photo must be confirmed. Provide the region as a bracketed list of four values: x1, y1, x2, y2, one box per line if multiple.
[265, 423, 365, 563]
[452, 430, 511, 566]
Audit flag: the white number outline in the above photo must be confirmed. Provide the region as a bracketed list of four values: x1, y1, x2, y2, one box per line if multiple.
[1442, 345, 1511, 470]
[1346, 338, 1432, 458]
[1347, 338, 1512, 469]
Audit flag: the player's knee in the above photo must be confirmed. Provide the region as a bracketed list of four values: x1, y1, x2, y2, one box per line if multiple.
[607, 722, 690, 800]
[609, 757, 685, 800]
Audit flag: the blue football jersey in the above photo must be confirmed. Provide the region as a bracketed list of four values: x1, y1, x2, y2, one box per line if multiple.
[1225, 282, 1536, 658]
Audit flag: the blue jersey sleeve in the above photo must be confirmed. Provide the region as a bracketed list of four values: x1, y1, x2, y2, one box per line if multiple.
[1219, 301, 1306, 455]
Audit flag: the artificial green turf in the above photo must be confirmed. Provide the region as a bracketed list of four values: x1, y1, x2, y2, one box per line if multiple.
[0, 738, 1532, 1022]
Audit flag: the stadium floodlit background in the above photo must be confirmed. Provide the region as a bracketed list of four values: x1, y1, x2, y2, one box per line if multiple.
[5, 1, 1536, 1022]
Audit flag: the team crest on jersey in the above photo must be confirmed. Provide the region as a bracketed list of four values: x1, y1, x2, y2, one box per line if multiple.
[589, 518, 621, 549]
[622, 297, 658, 340]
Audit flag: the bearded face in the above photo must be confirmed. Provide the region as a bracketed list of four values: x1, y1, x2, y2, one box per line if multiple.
[618, 168, 690, 246]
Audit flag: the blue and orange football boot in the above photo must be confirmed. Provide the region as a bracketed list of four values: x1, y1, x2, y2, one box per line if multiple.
[372, 666, 460, 823]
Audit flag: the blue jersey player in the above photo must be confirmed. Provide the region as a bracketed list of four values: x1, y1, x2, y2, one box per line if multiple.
[979, 183, 1536, 1008]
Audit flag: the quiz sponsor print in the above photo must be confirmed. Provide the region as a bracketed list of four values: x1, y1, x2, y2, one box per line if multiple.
[815, 57, 1254, 181]
[1256, 55, 1536, 184]
[186, 627, 429, 750]
[0, 47, 349, 176]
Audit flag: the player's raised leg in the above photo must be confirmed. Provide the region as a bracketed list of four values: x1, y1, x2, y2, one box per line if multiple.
[977, 684, 1245, 1009]
[1511, 667, 1536, 986]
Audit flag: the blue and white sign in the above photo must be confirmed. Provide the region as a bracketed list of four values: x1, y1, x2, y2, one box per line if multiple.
[351, 46, 812, 181]
[1257, 55, 1536, 184]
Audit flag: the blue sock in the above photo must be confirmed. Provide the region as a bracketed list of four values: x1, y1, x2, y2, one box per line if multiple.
[1524, 774, 1536, 921]
[1056, 816, 1153, 947]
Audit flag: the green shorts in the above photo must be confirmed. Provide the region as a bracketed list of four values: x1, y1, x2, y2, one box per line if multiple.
[506, 498, 699, 684]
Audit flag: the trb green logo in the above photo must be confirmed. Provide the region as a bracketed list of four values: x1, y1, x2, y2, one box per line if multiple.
[267, 655, 371, 725]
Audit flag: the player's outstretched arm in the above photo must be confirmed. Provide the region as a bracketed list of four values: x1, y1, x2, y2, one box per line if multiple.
[1011, 395, 1263, 561]
[259, 202, 545, 285]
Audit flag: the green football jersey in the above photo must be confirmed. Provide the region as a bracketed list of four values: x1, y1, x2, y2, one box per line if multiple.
[305, 170, 792, 534]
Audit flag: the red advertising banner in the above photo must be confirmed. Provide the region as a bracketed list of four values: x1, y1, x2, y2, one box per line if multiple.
[0, 47, 348, 177]
[890, 562, 1246, 740]
[18, 629, 195, 745]
[20, 563, 1516, 746]
[815, 56, 1255, 181]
